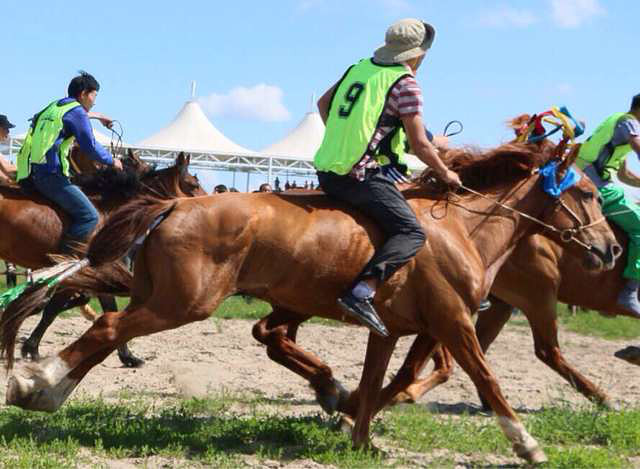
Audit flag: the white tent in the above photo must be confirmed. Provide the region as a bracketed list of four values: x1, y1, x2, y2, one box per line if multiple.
[261, 111, 324, 159]
[137, 100, 254, 154]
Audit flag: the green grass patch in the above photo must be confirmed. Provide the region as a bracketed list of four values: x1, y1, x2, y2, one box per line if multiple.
[381, 403, 640, 467]
[556, 303, 640, 340]
[0, 396, 381, 468]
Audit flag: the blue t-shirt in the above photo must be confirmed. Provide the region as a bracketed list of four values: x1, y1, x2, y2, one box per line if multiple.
[32, 97, 113, 175]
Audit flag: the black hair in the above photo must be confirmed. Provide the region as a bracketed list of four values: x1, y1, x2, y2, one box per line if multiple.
[631, 94, 640, 111]
[214, 184, 228, 193]
[67, 71, 100, 99]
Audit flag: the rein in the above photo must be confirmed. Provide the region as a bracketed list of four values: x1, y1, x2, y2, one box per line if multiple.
[456, 183, 605, 251]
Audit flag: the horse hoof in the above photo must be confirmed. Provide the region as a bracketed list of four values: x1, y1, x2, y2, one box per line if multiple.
[121, 356, 145, 368]
[20, 343, 40, 362]
[315, 379, 349, 415]
[598, 399, 618, 411]
[614, 346, 640, 366]
[390, 390, 416, 405]
[514, 443, 547, 464]
[339, 415, 354, 434]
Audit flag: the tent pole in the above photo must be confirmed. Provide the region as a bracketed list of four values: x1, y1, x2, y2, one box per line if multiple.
[246, 171, 250, 192]
[268, 156, 273, 185]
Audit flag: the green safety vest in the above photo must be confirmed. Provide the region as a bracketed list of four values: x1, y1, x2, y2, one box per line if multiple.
[314, 59, 412, 176]
[16, 100, 82, 181]
[576, 112, 637, 180]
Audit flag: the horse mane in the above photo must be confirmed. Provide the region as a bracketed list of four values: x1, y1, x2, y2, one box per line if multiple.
[415, 142, 556, 198]
[74, 167, 145, 202]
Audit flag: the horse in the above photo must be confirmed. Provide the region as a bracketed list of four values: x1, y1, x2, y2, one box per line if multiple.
[373, 223, 639, 412]
[2, 142, 619, 464]
[0, 149, 206, 366]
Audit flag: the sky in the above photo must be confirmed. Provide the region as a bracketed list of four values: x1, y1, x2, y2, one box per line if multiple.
[1, 0, 638, 191]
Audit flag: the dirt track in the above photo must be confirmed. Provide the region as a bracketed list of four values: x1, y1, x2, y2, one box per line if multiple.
[2, 314, 639, 412]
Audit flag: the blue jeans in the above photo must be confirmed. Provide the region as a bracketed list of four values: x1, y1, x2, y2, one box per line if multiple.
[31, 171, 99, 240]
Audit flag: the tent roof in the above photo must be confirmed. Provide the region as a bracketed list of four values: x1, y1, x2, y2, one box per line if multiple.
[12, 127, 114, 146]
[136, 100, 254, 154]
[261, 112, 325, 160]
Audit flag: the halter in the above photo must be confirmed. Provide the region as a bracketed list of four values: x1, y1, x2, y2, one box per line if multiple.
[455, 160, 605, 251]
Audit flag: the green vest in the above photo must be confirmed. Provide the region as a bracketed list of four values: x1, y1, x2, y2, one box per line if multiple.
[314, 59, 412, 176]
[576, 112, 637, 180]
[16, 100, 82, 181]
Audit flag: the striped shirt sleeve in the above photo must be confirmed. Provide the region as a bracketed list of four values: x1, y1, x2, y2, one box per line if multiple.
[388, 76, 423, 118]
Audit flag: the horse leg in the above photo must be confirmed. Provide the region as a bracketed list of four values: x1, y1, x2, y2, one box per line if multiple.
[252, 308, 349, 414]
[352, 332, 398, 448]
[438, 317, 547, 464]
[474, 297, 514, 410]
[97, 295, 144, 368]
[6, 301, 198, 411]
[525, 307, 612, 407]
[21, 291, 89, 361]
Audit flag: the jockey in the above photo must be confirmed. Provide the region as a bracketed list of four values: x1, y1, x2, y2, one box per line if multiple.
[0, 115, 16, 181]
[314, 18, 461, 337]
[16, 71, 123, 252]
[576, 94, 640, 315]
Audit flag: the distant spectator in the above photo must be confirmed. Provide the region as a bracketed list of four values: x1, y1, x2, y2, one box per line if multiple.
[259, 183, 273, 193]
[229, 187, 239, 192]
[310, 182, 315, 190]
[304, 181, 309, 190]
[274, 177, 281, 192]
[0, 114, 17, 181]
[213, 184, 228, 194]
[285, 181, 291, 191]
[292, 181, 298, 189]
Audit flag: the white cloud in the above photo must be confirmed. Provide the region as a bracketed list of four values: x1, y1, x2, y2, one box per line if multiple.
[296, 0, 323, 12]
[549, 0, 605, 28]
[555, 83, 574, 95]
[478, 5, 538, 28]
[198, 84, 291, 123]
[376, 0, 412, 12]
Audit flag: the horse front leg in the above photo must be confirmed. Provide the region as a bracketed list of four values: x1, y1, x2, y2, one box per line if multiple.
[437, 315, 547, 464]
[97, 295, 145, 368]
[252, 307, 349, 414]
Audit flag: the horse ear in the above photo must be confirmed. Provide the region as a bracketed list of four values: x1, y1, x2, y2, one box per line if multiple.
[557, 144, 580, 174]
[176, 152, 186, 167]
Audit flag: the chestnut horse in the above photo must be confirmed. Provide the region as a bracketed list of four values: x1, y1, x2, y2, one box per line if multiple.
[378, 224, 638, 411]
[3, 143, 618, 464]
[0, 150, 205, 365]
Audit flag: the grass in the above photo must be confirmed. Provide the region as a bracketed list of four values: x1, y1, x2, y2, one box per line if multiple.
[556, 303, 640, 340]
[0, 396, 382, 468]
[381, 403, 640, 467]
[3, 393, 640, 468]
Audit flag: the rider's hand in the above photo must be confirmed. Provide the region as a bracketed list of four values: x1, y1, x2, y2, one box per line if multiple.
[113, 159, 123, 171]
[98, 116, 114, 129]
[440, 169, 462, 188]
[432, 135, 449, 150]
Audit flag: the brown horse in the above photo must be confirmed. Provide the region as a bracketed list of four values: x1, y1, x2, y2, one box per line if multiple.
[0, 150, 205, 365]
[375, 224, 639, 411]
[3, 143, 619, 464]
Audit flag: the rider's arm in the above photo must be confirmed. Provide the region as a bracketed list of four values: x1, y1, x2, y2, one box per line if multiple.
[88, 111, 114, 129]
[0, 155, 16, 180]
[317, 83, 338, 124]
[618, 136, 640, 187]
[63, 108, 114, 166]
[402, 113, 459, 184]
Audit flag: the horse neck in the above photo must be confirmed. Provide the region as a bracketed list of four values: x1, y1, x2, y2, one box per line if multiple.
[460, 174, 549, 273]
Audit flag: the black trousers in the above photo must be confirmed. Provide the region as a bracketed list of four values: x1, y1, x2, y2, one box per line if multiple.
[318, 169, 426, 284]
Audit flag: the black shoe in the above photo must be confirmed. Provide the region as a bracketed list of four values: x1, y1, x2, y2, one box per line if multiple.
[477, 299, 492, 312]
[337, 293, 389, 337]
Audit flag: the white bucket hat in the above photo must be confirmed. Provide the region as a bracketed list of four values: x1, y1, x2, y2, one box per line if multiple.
[373, 18, 436, 65]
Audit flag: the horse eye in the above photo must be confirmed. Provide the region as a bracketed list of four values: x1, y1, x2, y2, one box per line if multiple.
[582, 191, 594, 201]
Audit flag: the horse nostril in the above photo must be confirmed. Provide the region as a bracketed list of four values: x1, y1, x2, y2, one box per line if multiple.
[611, 243, 623, 260]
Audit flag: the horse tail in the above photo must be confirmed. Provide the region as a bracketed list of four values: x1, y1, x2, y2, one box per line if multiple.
[0, 196, 176, 370]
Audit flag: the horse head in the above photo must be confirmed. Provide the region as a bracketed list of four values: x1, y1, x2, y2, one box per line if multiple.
[140, 152, 206, 198]
[536, 147, 621, 271]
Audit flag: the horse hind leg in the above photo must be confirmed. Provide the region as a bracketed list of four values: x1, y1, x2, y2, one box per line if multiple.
[97, 295, 144, 368]
[252, 307, 349, 415]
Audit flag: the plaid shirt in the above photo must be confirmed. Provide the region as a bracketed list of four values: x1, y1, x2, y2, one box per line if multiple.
[349, 70, 424, 182]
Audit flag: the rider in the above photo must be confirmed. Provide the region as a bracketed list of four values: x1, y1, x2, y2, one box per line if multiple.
[314, 18, 461, 337]
[16, 71, 123, 252]
[0, 115, 16, 181]
[576, 93, 640, 315]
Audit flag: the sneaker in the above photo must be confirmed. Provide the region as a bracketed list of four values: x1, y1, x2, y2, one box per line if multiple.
[477, 299, 492, 312]
[337, 292, 389, 337]
[617, 287, 640, 317]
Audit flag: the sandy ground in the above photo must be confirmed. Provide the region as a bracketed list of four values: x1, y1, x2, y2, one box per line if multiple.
[2, 314, 640, 467]
[2, 314, 639, 411]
